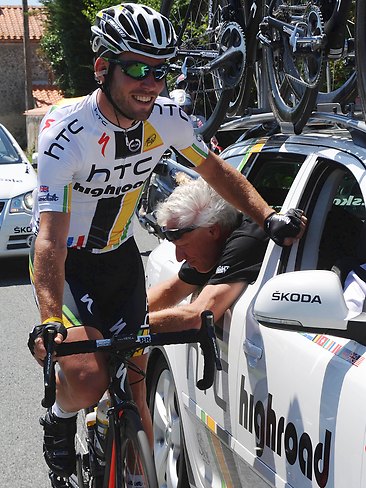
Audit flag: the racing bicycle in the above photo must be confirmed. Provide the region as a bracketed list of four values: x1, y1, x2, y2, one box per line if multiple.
[40, 311, 222, 488]
[162, 0, 365, 137]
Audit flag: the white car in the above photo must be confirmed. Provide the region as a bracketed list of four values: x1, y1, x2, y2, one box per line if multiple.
[145, 114, 366, 488]
[0, 124, 36, 258]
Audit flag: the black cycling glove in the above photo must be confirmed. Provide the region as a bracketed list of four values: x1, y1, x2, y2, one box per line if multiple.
[28, 322, 67, 356]
[264, 208, 304, 246]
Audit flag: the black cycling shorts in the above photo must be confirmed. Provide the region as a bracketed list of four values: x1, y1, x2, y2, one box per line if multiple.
[30, 237, 149, 356]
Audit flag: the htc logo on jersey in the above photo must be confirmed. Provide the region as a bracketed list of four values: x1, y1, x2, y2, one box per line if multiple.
[44, 119, 84, 160]
[73, 157, 153, 197]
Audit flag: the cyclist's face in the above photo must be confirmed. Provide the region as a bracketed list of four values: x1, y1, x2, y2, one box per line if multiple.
[172, 224, 223, 273]
[109, 52, 166, 122]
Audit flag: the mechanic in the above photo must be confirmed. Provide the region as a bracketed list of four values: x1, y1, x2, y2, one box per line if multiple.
[149, 176, 272, 331]
[27, 3, 306, 484]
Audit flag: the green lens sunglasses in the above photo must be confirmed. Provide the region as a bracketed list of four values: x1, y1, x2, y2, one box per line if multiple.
[105, 59, 170, 81]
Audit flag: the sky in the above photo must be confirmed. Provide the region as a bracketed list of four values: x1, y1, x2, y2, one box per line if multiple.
[0, 1, 42, 5]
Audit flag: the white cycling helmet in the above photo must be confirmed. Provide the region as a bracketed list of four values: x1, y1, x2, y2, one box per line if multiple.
[91, 3, 177, 60]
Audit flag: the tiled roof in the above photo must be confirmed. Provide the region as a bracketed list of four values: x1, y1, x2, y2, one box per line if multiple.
[0, 6, 45, 41]
[32, 85, 63, 109]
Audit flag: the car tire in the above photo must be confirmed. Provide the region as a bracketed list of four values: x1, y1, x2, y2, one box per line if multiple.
[148, 355, 189, 488]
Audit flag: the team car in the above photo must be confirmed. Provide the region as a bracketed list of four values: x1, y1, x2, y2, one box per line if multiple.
[144, 113, 366, 488]
[0, 124, 36, 258]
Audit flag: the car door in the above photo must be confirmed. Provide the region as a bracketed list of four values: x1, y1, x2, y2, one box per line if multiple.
[233, 149, 366, 488]
[173, 148, 308, 488]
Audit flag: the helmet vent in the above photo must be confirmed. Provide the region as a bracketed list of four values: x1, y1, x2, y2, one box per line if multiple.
[105, 23, 120, 42]
[162, 17, 172, 43]
[137, 14, 150, 42]
[119, 13, 135, 37]
[153, 19, 163, 44]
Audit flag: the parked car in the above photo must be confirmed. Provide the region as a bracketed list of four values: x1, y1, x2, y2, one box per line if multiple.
[0, 123, 37, 258]
[144, 113, 366, 488]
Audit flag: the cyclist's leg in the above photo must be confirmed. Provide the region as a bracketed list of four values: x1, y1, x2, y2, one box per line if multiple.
[56, 326, 109, 411]
[30, 242, 111, 478]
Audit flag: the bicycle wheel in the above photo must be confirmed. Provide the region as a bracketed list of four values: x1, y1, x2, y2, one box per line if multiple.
[117, 409, 158, 488]
[261, 1, 324, 134]
[317, 0, 357, 109]
[355, 0, 366, 119]
[161, 0, 246, 141]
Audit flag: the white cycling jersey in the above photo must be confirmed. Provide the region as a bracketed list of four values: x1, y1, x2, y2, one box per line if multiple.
[32, 90, 209, 253]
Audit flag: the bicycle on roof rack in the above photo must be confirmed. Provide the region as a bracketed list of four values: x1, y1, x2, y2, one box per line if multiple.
[162, 0, 366, 138]
[40, 311, 222, 488]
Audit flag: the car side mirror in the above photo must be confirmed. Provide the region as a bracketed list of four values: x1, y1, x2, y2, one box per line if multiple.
[32, 152, 38, 169]
[253, 270, 366, 345]
[153, 160, 168, 176]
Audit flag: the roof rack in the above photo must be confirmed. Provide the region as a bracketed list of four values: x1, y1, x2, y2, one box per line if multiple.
[309, 112, 366, 149]
[218, 111, 366, 149]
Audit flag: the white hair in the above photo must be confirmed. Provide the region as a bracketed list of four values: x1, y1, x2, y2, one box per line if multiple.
[156, 176, 239, 229]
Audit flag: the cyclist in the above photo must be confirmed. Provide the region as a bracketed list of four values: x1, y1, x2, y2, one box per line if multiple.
[27, 3, 306, 485]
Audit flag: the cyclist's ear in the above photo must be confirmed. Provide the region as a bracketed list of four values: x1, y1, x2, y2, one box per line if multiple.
[94, 57, 109, 84]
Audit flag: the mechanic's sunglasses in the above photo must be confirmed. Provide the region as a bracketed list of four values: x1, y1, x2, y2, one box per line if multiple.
[106, 59, 170, 81]
[161, 226, 198, 242]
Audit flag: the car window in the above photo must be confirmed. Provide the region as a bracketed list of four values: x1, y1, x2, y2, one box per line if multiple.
[318, 169, 366, 270]
[0, 127, 22, 164]
[245, 153, 305, 211]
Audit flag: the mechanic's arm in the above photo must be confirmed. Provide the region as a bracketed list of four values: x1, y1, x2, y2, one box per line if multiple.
[149, 278, 246, 332]
[148, 275, 197, 311]
[195, 150, 307, 245]
[32, 211, 70, 364]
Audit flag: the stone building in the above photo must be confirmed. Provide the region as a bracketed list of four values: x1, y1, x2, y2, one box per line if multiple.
[0, 6, 62, 149]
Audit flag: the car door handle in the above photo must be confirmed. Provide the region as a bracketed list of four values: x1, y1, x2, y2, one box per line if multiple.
[243, 339, 263, 368]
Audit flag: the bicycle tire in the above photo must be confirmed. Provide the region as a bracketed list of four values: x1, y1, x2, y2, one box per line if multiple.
[317, 0, 357, 109]
[117, 409, 158, 488]
[226, 0, 265, 117]
[160, 0, 243, 141]
[355, 0, 366, 119]
[262, 1, 323, 134]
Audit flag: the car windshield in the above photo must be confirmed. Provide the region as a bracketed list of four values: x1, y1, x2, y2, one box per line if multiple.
[0, 127, 22, 164]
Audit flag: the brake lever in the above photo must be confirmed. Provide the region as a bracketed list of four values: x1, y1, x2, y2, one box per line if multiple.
[196, 310, 222, 391]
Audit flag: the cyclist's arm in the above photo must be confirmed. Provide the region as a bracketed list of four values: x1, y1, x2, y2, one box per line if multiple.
[33, 211, 70, 361]
[149, 279, 246, 332]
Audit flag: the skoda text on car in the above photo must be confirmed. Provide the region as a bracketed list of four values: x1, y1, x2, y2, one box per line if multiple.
[0, 124, 36, 257]
[144, 114, 366, 488]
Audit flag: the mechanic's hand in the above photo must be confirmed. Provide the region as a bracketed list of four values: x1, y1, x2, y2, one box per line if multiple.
[264, 208, 307, 246]
[28, 321, 67, 366]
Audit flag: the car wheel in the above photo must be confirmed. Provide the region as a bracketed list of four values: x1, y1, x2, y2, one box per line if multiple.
[148, 355, 189, 488]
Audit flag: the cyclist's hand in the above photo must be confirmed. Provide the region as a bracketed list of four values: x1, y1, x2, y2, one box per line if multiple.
[264, 208, 307, 246]
[28, 321, 67, 366]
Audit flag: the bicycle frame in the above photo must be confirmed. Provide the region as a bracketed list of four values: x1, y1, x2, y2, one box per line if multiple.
[99, 359, 140, 487]
[262, 0, 353, 58]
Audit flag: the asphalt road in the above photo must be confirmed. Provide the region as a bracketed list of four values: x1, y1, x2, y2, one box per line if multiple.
[0, 219, 159, 488]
